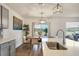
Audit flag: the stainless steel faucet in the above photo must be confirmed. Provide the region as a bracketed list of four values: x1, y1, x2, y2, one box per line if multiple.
[56, 29, 65, 45]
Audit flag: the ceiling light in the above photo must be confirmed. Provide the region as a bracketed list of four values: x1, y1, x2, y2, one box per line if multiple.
[39, 12, 46, 23]
[53, 3, 63, 14]
[40, 20, 46, 23]
[39, 3, 46, 24]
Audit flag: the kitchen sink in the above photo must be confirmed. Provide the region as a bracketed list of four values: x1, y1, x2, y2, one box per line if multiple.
[46, 42, 67, 50]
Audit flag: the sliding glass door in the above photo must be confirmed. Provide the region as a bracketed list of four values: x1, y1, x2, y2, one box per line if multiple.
[32, 23, 48, 37]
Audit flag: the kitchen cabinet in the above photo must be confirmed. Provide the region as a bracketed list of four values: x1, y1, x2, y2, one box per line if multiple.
[0, 5, 9, 29]
[0, 44, 9, 56]
[9, 40, 15, 56]
[0, 40, 15, 56]
[0, 6, 1, 28]
[2, 5, 9, 29]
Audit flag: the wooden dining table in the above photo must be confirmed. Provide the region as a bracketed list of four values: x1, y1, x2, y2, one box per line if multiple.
[26, 36, 41, 44]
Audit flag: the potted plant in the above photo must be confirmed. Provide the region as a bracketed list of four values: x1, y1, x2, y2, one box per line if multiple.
[44, 28, 48, 36]
[23, 24, 29, 40]
[38, 31, 42, 42]
[38, 31, 42, 37]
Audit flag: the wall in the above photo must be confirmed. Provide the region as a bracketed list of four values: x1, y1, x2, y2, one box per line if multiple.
[49, 17, 79, 36]
[23, 17, 79, 44]
[24, 17, 79, 35]
[1, 4, 24, 48]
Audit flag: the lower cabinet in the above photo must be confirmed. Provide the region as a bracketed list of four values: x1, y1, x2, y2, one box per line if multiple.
[9, 40, 15, 56]
[1, 45, 10, 56]
[0, 40, 15, 56]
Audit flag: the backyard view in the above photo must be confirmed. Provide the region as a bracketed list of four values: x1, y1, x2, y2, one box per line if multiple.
[33, 23, 48, 37]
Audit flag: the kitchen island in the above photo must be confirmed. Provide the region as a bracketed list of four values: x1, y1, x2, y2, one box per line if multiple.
[42, 37, 79, 56]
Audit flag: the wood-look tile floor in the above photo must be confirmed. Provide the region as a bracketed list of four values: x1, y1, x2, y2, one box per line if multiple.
[16, 43, 43, 56]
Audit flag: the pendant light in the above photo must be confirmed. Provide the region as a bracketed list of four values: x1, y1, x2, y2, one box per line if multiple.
[39, 3, 46, 24]
[53, 3, 63, 14]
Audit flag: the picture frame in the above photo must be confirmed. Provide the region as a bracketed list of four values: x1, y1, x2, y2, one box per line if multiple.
[13, 16, 22, 30]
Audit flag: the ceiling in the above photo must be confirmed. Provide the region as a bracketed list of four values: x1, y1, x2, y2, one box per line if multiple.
[5, 3, 79, 18]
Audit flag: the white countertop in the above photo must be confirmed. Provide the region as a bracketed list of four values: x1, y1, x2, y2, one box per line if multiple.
[0, 37, 15, 44]
[42, 37, 79, 56]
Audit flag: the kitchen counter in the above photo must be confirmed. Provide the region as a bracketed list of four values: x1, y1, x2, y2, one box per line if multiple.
[0, 37, 15, 44]
[42, 37, 79, 56]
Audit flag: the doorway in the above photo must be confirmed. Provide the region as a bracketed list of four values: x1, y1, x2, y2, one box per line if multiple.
[32, 23, 48, 37]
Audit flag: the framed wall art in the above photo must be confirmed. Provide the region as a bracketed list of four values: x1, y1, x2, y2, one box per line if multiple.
[13, 16, 22, 30]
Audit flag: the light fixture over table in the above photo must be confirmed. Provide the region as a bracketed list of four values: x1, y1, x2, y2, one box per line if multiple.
[40, 11, 46, 23]
[39, 3, 46, 23]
